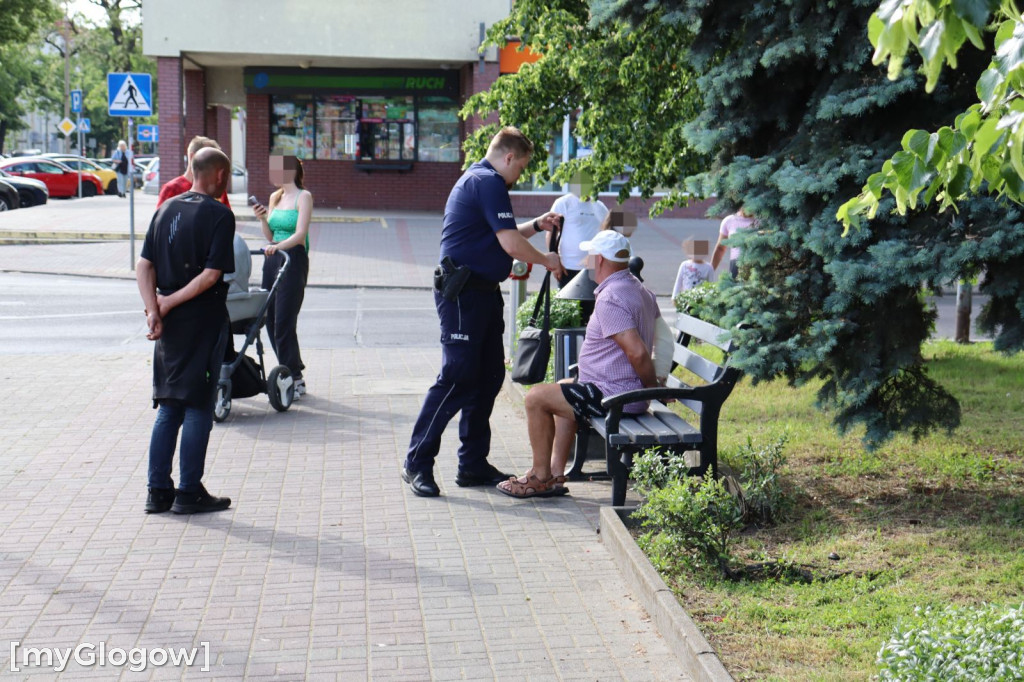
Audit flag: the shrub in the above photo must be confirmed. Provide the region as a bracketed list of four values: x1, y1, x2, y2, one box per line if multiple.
[724, 434, 790, 525]
[673, 281, 719, 320]
[516, 292, 582, 331]
[877, 603, 1024, 681]
[631, 450, 744, 579]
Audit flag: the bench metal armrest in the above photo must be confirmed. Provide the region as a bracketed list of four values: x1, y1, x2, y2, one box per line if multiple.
[600, 385, 711, 410]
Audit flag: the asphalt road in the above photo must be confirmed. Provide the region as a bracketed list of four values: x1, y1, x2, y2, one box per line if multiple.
[0, 271, 988, 357]
[0, 273, 440, 356]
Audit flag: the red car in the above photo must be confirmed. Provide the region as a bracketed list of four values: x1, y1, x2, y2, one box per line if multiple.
[0, 157, 104, 198]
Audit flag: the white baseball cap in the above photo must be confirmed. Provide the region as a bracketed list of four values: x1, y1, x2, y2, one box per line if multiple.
[578, 230, 632, 262]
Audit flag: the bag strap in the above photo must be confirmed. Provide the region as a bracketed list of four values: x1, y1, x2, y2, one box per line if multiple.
[528, 272, 552, 330]
[525, 220, 561, 329]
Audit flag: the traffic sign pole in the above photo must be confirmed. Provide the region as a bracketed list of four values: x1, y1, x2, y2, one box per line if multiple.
[129, 117, 135, 270]
[108, 73, 151, 270]
[76, 115, 82, 198]
[71, 89, 83, 198]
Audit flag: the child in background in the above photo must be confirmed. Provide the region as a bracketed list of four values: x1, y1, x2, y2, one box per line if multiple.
[672, 238, 715, 298]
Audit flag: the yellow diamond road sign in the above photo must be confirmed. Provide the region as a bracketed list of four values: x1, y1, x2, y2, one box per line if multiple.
[58, 118, 76, 136]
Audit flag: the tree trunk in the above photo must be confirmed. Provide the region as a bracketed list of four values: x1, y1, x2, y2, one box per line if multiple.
[0, 119, 7, 154]
[955, 279, 972, 344]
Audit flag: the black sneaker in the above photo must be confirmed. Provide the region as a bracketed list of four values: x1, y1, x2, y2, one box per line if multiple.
[144, 487, 176, 513]
[171, 485, 231, 514]
[455, 462, 511, 487]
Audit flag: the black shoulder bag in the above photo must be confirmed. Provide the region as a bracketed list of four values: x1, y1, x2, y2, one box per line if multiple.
[510, 225, 560, 385]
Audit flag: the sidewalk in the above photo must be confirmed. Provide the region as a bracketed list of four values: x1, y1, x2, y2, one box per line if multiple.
[0, 347, 688, 680]
[0, 197, 695, 679]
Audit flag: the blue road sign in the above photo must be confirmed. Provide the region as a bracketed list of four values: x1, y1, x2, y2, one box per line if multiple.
[70, 90, 82, 114]
[137, 124, 159, 143]
[107, 73, 152, 117]
[79, 118, 91, 133]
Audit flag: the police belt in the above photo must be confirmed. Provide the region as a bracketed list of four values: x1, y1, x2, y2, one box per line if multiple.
[463, 274, 500, 292]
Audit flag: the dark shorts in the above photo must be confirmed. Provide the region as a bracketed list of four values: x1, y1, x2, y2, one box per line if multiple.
[560, 381, 606, 421]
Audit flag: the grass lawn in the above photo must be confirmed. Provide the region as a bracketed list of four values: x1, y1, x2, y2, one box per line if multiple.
[659, 340, 1024, 681]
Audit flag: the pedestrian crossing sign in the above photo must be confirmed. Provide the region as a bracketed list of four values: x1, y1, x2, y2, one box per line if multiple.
[107, 72, 152, 117]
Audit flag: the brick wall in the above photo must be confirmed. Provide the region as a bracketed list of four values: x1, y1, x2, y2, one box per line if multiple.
[183, 69, 206, 154]
[156, 57, 183, 180]
[245, 93, 271, 204]
[215, 106, 232, 159]
[461, 62, 500, 149]
[204, 107, 217, 142]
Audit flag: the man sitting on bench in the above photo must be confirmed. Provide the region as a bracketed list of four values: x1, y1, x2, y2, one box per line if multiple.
[498, 230, 663, 499]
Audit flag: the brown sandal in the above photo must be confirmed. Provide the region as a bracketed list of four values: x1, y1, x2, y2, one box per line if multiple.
[497, 474, 565, 499]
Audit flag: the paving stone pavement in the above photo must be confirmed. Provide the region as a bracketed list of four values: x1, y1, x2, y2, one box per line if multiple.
[0, 347, 689, 680]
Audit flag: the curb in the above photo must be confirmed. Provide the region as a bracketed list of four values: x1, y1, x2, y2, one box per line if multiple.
[0, 231, 145, 242]
[599, 506, 734, 682]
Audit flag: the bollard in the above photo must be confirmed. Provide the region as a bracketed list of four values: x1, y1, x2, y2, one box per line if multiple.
[507, 261, 530, 357]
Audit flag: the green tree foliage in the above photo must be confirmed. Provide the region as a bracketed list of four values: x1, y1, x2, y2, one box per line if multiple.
[461, 0, 706, 211]
[0, 0, 58, 152]
[16, 0, 153, 155]
[0, 0, 56, 44]
[839, 1, 1024, 227]
[590, 0, 1024, 445]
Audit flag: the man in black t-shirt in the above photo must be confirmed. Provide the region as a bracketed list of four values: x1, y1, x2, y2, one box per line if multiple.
[136, 148, 236, 515]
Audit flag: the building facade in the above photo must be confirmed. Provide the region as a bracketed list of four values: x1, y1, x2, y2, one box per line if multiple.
[143, 1, 505, 210]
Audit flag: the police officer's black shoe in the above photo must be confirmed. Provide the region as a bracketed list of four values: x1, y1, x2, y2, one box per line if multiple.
[455, 462, 511, 487]
[171, 485, 231, 514]
[402, 467, 440, 497]
[144, 487, 176, 513]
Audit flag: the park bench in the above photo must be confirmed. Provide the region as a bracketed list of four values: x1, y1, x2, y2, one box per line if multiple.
[567, 312, 742, 506]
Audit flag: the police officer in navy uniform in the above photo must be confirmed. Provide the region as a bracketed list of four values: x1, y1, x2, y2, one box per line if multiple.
[402, 127, 565, 497]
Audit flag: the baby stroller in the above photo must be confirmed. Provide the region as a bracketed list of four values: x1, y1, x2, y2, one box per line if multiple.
[213, 235, 295, 422]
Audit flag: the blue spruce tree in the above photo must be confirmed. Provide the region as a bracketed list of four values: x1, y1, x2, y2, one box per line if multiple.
[596, 0, 1024, 444]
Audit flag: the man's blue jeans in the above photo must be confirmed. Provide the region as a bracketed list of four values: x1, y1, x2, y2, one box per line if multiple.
[148, 399, 212, 492]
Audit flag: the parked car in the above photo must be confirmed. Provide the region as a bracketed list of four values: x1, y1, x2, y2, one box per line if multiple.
[142, 157, 160, 195]
[0, 178, 20, 212]
[231, 164, 247, 195]
[0, 169, 48, 207]
[0, 157, 103, 198]
[95, 157, 147, 189]
[42, 154, 119, 195]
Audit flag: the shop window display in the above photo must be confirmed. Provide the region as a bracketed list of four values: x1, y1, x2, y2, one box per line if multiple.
[418, 97, 460, 163]
[269, 94, 459, 164]
[270, 97, 314, 159]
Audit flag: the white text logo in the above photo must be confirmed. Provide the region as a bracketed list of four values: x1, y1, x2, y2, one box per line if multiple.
[10, 641, 210, 673]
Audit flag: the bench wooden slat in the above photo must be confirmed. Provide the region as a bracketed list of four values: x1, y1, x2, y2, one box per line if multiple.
[650, 402, 702, 443]
[674, 314, 733, 352]
[617, 418, 659, 445]
[592, 415, 659, 446]
[673, 345, 723, 384]
[634, 412, 681, 443]
[664, 376, 705, 415]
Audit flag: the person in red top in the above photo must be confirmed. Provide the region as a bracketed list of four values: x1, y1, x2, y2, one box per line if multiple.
[157, 135, 232, 208]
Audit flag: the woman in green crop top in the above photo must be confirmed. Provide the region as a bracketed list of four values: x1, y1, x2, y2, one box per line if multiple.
[253, 154, 313, 399]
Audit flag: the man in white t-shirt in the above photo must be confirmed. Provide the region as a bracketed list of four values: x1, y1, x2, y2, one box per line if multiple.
[549, 192, 610, 320]
[711, 208, 755, 278]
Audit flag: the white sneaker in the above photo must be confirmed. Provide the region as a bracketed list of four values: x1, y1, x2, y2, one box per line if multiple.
[294, 378, 306, 400]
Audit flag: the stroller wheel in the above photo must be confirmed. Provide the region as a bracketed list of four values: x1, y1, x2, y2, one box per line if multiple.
[213, 383, 231, 422]
[268, 366, 294, 412]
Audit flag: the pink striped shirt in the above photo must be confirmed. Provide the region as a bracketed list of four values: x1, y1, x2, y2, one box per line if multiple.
[577, 269, 661, 413]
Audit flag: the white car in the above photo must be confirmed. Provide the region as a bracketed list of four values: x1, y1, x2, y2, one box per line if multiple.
[141, 158, 160, 194]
